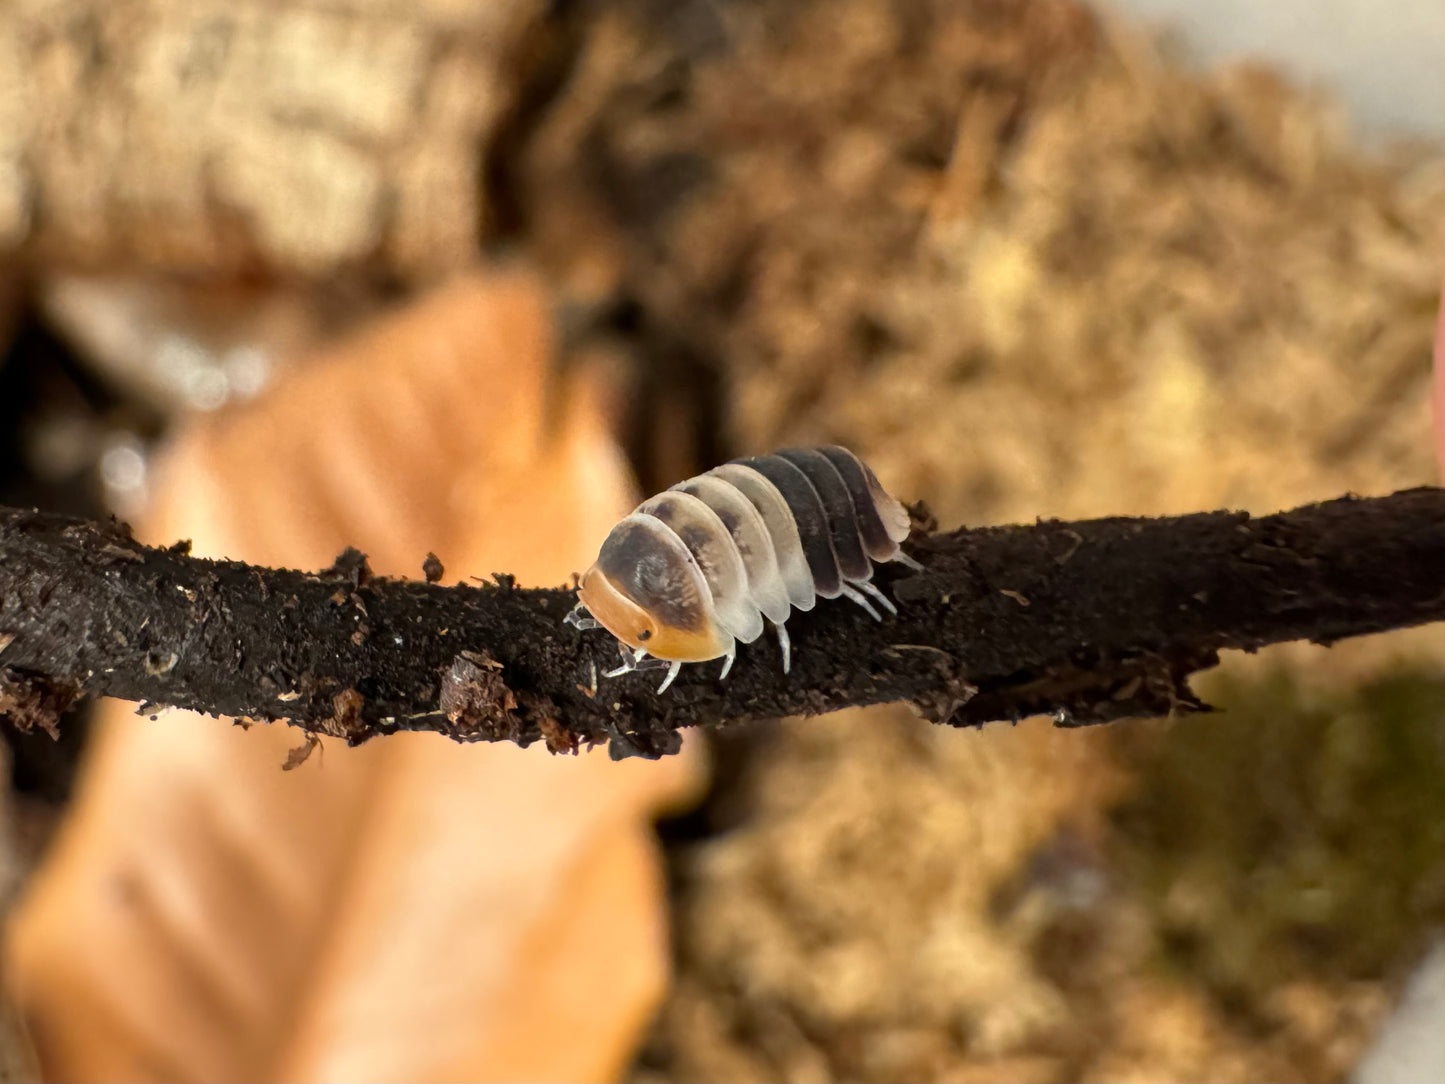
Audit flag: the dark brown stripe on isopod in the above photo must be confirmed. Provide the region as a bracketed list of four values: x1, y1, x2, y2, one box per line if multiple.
[738, 455, 842, 597]
[817, 445, 895, 561]
[776, 448, 872, 582]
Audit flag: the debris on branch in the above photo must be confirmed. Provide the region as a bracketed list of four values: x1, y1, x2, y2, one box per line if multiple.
[1, 489, 1442, 760]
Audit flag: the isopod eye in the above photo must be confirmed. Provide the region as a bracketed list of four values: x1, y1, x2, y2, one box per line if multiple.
[638, 628, 653, 641]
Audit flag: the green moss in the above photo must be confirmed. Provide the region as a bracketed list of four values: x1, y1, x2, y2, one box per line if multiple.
[1110, 663, 1445, 1004]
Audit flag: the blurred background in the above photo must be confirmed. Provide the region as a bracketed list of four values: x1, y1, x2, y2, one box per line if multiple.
[0, 0, 1441, 1081]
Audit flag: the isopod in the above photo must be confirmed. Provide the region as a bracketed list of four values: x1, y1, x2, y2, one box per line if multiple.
[566, 446, 921, 693]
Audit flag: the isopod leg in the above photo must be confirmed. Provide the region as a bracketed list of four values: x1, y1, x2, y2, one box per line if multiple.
[774, 621, 792, 674]
[719, 646, 736, 680]
[604, 644, 647, 678]
[657, 660, 683, 694]
[564, 601, 602, 631]
[854, 579, 897, 616]
[839, 583, 883, 622]
[892, 550, 924, 572]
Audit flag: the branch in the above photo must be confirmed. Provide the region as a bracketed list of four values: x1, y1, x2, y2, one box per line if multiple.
[2, 490, 1442, 760]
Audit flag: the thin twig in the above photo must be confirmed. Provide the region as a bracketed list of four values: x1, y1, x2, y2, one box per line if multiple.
[1, 489, 1442, 759]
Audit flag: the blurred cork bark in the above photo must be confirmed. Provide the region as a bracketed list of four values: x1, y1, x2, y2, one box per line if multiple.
[0, 0, 544, 281]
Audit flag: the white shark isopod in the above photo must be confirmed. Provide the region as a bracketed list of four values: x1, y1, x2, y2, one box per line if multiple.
[567, 445, 921, 692]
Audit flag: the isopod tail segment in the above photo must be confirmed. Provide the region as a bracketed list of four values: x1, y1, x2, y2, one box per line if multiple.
[570, 445, 920, 693]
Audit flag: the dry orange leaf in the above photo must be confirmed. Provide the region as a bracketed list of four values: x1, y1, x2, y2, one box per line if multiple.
[4, 269, 706, 1082]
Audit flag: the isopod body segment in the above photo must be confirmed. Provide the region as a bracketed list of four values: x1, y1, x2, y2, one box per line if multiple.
[570, 445, 920, 692]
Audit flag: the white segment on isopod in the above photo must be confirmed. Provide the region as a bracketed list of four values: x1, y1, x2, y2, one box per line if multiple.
[706, 463, 817, 612]
[671, 474, 792, 626]
[737, 454, 843, 599]
[636, 490, 766, 644]
[759, 449, 889, 621]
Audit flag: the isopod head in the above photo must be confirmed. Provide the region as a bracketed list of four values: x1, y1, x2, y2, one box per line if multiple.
[576, 514, 734, 663]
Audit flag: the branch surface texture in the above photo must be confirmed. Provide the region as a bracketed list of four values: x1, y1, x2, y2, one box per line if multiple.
[2, 489, 1442, 759]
